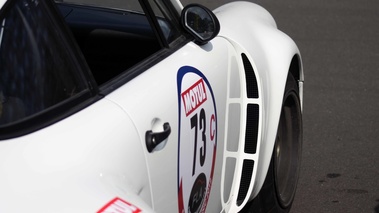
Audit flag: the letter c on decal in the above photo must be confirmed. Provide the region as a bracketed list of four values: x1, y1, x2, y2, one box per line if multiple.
[210, 114, 216, 141]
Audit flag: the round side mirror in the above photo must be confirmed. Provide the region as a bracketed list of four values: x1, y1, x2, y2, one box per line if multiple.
[181, 4, 220, 45]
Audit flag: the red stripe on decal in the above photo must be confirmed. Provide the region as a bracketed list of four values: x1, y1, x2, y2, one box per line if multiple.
[178, 179, 184, 213]
[98, 197, 141, 213]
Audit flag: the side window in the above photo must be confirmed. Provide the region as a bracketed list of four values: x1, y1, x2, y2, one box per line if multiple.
[0, 0, 88, 127]
[56, 1, 161, 85]
[55, 0, 183, 86]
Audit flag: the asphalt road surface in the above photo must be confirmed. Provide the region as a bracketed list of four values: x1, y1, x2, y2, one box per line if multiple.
[181, 0, 379, 212]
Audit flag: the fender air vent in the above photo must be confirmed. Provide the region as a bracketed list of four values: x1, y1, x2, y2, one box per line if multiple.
[242, 53, 259, 98]
[237, 159, 254, 206]
[221, 52, 262, 212]
[244, 104, 259, 154]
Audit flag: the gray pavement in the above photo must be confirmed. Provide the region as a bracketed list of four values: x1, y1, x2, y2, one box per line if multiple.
[182, 0, 379, 212]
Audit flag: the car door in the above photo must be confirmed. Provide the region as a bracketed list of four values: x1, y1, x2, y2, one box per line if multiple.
[106, 38, 239, 212]
[0, 1, 157, 212]
[103, 2, 242, 210]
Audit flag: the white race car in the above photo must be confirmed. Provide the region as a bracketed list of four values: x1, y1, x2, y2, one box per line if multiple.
[0, 0, 303, 212]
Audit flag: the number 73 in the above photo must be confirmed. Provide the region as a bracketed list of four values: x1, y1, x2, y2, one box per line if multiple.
[190, 108, 206, 176]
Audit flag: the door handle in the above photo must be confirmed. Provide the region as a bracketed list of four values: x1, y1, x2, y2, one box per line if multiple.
[145, 122, 171, 152]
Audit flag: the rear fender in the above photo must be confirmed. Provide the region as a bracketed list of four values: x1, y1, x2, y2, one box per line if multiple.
[214, 1, 303, 207]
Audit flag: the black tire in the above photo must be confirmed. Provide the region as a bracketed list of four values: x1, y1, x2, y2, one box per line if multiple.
[240, 72, 303, 213]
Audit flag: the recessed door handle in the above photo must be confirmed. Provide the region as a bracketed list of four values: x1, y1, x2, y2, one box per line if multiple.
[145, 122, 171, 152]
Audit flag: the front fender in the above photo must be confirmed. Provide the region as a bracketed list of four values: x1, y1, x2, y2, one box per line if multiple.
[214, 1, 303, 201]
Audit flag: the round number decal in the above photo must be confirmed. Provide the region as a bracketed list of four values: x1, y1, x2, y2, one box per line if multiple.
[177, 66, 217, 213]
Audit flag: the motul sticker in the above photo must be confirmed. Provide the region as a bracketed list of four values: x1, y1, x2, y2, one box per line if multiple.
[97, 197, 141, 213]
[177, 66, 217, 213]
[181, 79, 208, 116]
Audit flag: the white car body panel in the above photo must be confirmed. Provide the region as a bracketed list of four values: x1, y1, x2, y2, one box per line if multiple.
[0, 99, 153, 212]
[214, 1, 304, 200]
[0, 0, 303, 212]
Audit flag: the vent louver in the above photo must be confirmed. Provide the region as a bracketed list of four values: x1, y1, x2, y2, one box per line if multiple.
[242, 53, 259, 99]
[237, 160, 255, 206]
[244, 104, 259, 154]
